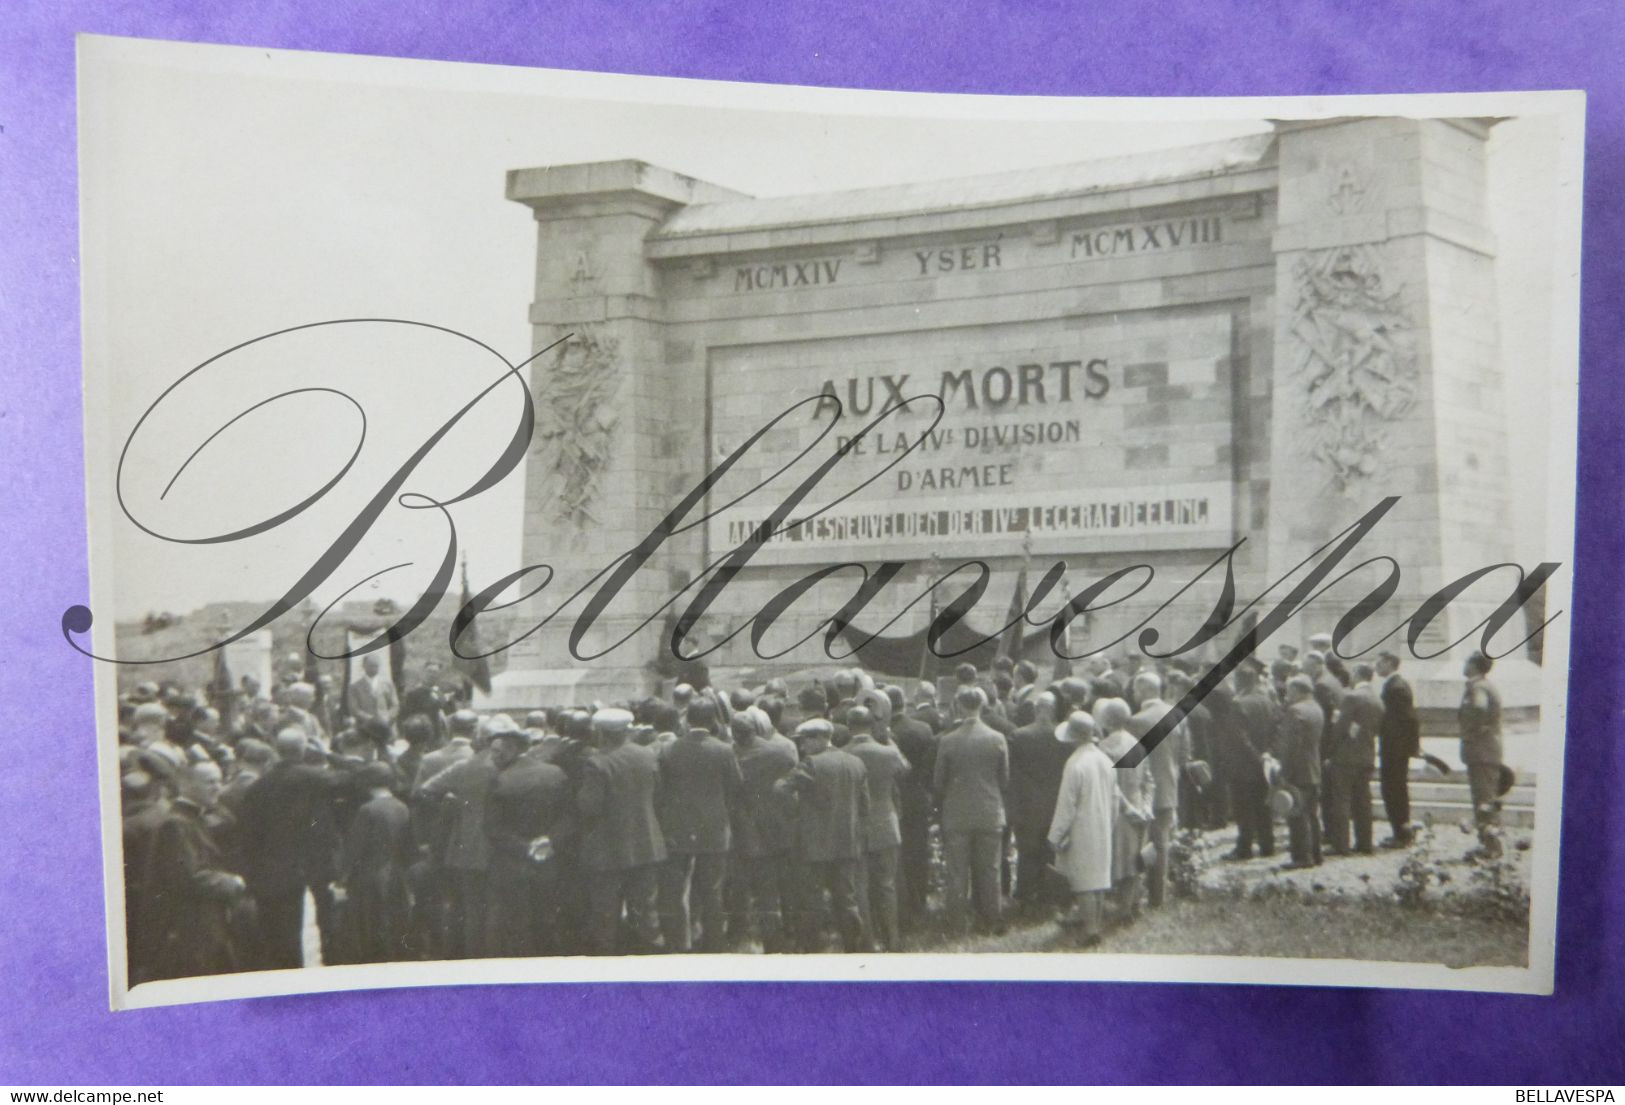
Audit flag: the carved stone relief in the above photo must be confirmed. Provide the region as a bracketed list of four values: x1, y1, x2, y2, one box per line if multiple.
[1287, 244, 1419, 490]
[535, 326, 621, 531]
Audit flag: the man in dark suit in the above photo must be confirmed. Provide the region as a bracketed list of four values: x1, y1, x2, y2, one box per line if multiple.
[730, 713, 799, 952]
[910, 683, 947, 735]
[236, 728, 342, 969]
[1323, 663, 1381, 855]
[1006, 691, 1071, 910]
[887, 685, 938, 931]
[843, 705, 911, 951]
[483, 726, 573, 957]
[578, 708, 665, 954]
[778, 718, 868, 952]
[1224, 664, 1277, 859]
[1303, 650, 1346, 745]
[415, 718, 503, 959]
[1376, 650, 1420, 847]
[1278, 675, 1325, 869]
[934, 686, 1010, 934]
[656, 697, 742, 953]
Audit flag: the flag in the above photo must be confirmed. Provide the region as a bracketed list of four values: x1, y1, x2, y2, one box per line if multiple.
[302, 636, 325, 719]
[454, 556, 492, 696]
[1054, 580, 1075, 680]
[918, 554, 943, 681]
[997, 534, 1033, 665]
[997, 562, 1029, 664]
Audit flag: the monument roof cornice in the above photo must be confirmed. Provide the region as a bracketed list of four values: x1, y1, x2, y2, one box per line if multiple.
[644, 132, 1276, 256]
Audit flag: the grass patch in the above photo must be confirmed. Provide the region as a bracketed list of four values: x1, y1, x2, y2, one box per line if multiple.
[930, 895, 1528, 969]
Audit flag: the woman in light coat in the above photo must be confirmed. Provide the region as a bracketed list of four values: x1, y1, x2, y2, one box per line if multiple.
[1048, 710, 1115, 944]
[1096, 696, 1155, 921]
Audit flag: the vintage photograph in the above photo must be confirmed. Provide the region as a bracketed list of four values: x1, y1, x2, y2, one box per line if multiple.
[76, 36, 1583, 1006]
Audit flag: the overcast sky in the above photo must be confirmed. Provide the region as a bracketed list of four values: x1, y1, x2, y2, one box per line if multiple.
[78, 38, 1573, 623]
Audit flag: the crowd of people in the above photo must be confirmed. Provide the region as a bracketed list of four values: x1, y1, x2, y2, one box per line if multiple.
[117, 635, 1508, 983]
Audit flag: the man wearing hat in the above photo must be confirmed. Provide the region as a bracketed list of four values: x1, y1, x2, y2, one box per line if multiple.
[795, 684, 849, 747]
[578, 707, 665, 954]
[778, 718, 869, 952]
[934, 686, 1010, 934]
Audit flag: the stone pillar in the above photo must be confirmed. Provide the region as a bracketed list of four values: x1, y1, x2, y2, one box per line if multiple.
[1268, 118, 1534, 718]
[485, 161, 743, 707]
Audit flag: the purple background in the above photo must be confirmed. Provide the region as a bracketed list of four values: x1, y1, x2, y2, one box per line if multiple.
[2, 0, 1621, 1084]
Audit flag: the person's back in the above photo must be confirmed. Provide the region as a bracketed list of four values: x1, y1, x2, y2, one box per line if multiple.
[1280, 698, 1325, 787]
[1128, 697, 1185, 812]
[1006, 717, 1071, 842]
[735, 732, 798, 857]
[238, 759, 338, 894]
[1334, 683, 1383, 766]
[418, 753, 500, 873]
[844, 732, 909, 851]
[345, 790, 411, 878]
[935, 718, 1009, 833]
[1460, 674, 1504, 764]
[1230, 687, 1278, 763]
[579, 740, 665, 872]
[413, 737, 475, 793]
[786, 745, 868, 863]
[487, 755, 572, 850]
[657, 731, 741, 855]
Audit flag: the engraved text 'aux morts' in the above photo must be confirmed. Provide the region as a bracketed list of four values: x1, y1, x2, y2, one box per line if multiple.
[62, 321, 1562, 765]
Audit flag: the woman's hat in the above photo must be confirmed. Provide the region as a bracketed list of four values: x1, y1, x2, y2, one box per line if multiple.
[1055, 711, 1100, 744]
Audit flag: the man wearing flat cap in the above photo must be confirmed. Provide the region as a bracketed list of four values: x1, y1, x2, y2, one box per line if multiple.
[578, 707, 665, 954]
[778, 718, 869, 952]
